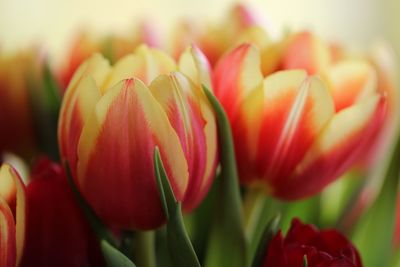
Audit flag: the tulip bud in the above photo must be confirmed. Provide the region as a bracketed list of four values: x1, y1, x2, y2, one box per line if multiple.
[213, 39, 386, 200]
[58, 45, 218, 230]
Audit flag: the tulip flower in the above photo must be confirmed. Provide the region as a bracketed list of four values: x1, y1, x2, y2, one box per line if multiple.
[264, 218, 362, 267]
[58, 45, 218, 230]
[19, 158, 104, 267]
[58, 23, 160, 90]
[0, 52, 38, 158]
[0, 164, 26, 267]
[169, 4, 267, 66]
[213, 41, 386, 200]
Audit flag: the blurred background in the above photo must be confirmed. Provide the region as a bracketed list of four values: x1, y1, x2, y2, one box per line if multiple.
[0, 0, 399, 62]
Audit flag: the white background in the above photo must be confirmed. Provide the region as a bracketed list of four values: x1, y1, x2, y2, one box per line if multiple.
[0, 0, 398, 62]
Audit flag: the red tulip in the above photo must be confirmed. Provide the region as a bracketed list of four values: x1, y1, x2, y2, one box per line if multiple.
[58, 45, 218, 230]
[213, 40, 386, 200]
[0, 164, 26, 267]
[264, 218, 362, 267]
[19, 158, 104, 267]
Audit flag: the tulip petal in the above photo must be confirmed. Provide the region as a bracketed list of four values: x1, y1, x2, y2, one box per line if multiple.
[256, 70, 334, 187]
[0, 198, 16, 267]
[178, 45, 212, 89]
[0, 164, 26, 266]
[232, 85, 264, 184]
[276, 94, 381, 199]
[281, 31, 331, 74]
[325, 60, 377, 112]
[100, 45, 176, 93]
[150, 73, 217, 211]
[60, 77, 102, 177]
[59, 54, 110, 161]
[213, 44, 263, 120]
[77, 79, 188, 229]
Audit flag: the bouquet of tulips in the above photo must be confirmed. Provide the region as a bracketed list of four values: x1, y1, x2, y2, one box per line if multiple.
[1, 4, 399, 267]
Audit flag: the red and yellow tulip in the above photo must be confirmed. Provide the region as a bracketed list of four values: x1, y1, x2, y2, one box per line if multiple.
[213, 36, 389, 199]
[58, 45, 218, 230]
[0, 164, 26, 267]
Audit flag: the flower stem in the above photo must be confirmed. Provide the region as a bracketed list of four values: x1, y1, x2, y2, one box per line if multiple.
[243, 188, 267, 241]
[134, 231, 156, 267]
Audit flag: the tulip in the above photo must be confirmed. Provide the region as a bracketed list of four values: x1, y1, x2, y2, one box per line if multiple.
[169, 4, 267, 66]
[19, 158, 104, 267]
[264, 218, 362, 267]
[213, 41, 386, 200]
[58, 45, 218, 230]
[58, 23, 160, 90]
[0, 164, 26, 267]
[0, 52, 38, 158]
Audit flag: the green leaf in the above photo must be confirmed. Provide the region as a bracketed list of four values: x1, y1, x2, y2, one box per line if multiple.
[101, 240, 137, 267]
[351, 135, 400, 267]
[249, 214, 280, 267]
[42, 62, 62, 114]
[65, 163, 118, 247]
[202, 86, 247, 267]
[153, 148, 201, 267]
[29, 61, 61, 160]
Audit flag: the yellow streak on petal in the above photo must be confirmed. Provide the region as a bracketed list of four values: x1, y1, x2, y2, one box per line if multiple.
[240, 85, 264, 162]
[240, 45, 264, 98]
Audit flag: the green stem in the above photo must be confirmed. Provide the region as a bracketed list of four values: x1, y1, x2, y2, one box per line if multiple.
[134, 231, 156, 267]
[245, 192, 280, 267]
[243, 188, 268, 241]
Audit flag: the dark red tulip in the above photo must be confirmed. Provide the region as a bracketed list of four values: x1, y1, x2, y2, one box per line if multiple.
[264, 218, 362, 267]
[19, 158, 104, 267]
